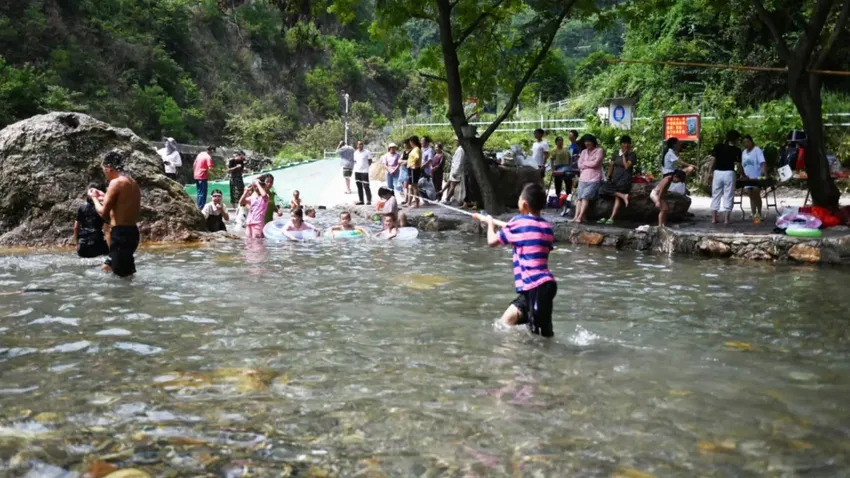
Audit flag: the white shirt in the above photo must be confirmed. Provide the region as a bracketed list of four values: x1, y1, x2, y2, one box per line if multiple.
[158, 148, 182, 174]
[201, 202, 225, 218]
[742, 146, 766, 179]
[531, 140, 549, 168]
[450, 147, 465, 176]
[353, 149, 372, 173]
[669, 182, 687, 195]
[662, 149, 679, 175]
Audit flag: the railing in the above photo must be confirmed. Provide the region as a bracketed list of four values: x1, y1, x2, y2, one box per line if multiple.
[396, 113, 850, 134]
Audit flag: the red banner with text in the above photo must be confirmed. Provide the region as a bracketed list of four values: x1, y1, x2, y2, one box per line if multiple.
[663, 114, 700, 142]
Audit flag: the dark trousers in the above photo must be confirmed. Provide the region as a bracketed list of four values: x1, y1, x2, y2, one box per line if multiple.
[554, 174, 574, 198]
[355, 172, 372, 204]
[165, 173, 177, 181]
[464, 171, 480, 206]
[196, 180, 208, 209]
[432, 166, 443, 195]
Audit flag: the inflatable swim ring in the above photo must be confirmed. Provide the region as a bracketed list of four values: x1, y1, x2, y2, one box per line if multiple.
[263, 220, 318, 241]
[776, 213, 822, 230]
[379, 227, 419, 240]
[785, 227, 823, 238]
[330, 228, 367, 239]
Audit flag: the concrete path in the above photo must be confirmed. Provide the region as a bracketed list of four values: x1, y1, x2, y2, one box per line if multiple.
[245, 159, 384, 208]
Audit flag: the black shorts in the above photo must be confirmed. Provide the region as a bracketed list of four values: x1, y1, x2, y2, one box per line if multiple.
[409, 167, 422, 184]
[105, 226, 140, 277]
[77, 239, 108, 258]
[510, 281, 557, 337]
[342, 168, 353, 178]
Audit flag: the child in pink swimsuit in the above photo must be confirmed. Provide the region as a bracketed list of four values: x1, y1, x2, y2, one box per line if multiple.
[240, 181, 269, 238]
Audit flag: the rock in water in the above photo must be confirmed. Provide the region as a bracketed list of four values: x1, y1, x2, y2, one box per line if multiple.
[0, 112, 205, 246]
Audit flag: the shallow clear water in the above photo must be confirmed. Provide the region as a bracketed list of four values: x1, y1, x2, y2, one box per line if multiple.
[1, 227, 849, 476]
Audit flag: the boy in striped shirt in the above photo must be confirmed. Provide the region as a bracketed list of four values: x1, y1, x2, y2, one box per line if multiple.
[479, 183, 557, 337]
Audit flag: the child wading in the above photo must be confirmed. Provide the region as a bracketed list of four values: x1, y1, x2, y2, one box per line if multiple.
[478, 183, 557, 337]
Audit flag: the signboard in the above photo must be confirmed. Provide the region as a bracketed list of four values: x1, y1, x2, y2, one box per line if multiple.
[663, 114, 700, 142]
[608, 99, 634, 130]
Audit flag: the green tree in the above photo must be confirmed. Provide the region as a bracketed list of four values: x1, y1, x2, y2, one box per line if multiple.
[375, 0, 593, 213]
[746, 0, 849, 208]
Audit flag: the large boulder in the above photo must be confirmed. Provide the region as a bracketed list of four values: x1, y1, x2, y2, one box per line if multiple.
[493, 165, 543, 207]
[0, 112, 206, 246]
[586, 182, 691, 223]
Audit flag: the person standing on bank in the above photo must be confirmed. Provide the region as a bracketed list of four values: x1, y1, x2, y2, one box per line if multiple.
[382, 143, 401, 195]
[337, 140, 356, 194]
[353, 140, 373, 205]
[228, 151, 246, 207]
[89, 151, 141, 277]
[599, 135, 637, 224]
[407, 136, 423, 208]
[550, 136, 572, 200]
[741, 134, 767, 222]
[531, 128, 550, 180]
[441, 138, 465, 204]
[572, 134, 604, 224]
[431, 143, 445, 195]
[74, 182, 109, 258]
[710, 130, 743, 225]
[160, 137, 182, 181]
[421, 136, 435, 177]
[193, 146, 215, 209]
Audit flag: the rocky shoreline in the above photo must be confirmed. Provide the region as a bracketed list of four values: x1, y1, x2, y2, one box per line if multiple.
[346, 205, 850, 266]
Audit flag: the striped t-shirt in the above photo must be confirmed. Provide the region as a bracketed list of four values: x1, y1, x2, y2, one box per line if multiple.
[498, 215, 556, 292]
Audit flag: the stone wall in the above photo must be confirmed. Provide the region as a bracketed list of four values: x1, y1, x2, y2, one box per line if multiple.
[347, 203, 850, 266]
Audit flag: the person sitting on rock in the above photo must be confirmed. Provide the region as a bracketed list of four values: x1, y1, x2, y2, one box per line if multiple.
[598, 135, 637, 224]
[74, 182, 109, 258]
[201, 189, 229, 232]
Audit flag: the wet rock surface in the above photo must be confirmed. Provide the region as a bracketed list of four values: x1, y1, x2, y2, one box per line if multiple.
[0, 113, 205, 246]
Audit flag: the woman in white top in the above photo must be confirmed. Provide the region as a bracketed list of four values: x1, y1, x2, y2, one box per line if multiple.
[159, 137, 182, 180]
[741, 134, 767, 220]
[661, 137, 695, 178]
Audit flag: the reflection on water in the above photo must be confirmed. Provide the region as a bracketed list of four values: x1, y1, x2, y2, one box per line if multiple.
[1, 231, 849, 476]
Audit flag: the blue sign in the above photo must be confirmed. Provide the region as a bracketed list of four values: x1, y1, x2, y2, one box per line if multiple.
[613, 105, 626, 122]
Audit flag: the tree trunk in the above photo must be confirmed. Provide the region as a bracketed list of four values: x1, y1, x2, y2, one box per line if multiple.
[789, 73, 840, 208]
[461, 136, 502, 213]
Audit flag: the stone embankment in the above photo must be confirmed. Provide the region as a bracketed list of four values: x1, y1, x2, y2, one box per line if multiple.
[346, 204, 850, 266]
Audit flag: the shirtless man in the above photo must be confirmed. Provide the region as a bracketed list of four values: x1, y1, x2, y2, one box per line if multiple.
[89, 151, 141, 277]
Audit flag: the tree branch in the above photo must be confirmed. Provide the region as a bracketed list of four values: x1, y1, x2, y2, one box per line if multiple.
[751, 0, 790, 61]
[814, 0, 850, 68]
[419, 71, 448, 83]
[454, 0, 508, 49]
[797, 0, 835, 63]
[480, 5, 573, 143]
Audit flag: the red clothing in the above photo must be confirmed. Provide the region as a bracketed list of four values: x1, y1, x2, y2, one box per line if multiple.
[193, 152, 213, 180]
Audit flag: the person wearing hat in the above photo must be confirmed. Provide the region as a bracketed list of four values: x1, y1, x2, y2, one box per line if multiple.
[382, 143, 401, 195]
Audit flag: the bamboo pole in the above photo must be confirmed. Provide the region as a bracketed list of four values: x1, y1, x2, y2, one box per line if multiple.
[602, 58, 850, 76]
